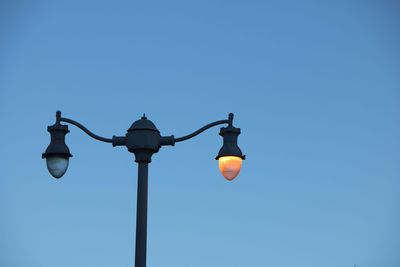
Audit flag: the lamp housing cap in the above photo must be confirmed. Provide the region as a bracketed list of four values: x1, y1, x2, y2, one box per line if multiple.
[42, 122, 72, 159]
[216, 125, 245, 160]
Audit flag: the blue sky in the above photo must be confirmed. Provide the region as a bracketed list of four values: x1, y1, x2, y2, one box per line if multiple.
[1, 1, 399, 266]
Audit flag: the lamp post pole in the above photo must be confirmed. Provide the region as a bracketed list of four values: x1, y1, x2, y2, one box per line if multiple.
[135, 161, 148, 267]
[42, 111, 245, 267]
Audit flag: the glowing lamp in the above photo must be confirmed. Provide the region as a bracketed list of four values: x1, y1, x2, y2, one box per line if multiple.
[216, 118, 245, 181]
[42, 116, 72, 178]
[218, 156, 242, 180]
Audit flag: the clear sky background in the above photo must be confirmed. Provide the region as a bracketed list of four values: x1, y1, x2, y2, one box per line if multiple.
[0, 1, 399, 267]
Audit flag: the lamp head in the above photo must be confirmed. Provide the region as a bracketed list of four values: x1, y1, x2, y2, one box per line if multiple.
[216, 119, 245, 181]
[42, 120, 72, 178]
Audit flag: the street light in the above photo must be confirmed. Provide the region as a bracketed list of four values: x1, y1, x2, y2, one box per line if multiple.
[41, 116, 72, 178]
[42, 110, 245, 267]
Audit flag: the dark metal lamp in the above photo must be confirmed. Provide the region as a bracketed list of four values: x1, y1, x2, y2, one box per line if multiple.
[42, 111, 72, 178]
[216, 113, 246, 180]
[42, 110, 245, 267]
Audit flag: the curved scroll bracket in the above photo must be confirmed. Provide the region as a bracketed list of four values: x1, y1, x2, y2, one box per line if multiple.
[174, 113, 234, 143]
[56, 111, 113, 143]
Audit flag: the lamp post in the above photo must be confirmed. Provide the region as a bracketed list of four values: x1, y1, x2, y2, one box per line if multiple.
[42, 110, 245, 267]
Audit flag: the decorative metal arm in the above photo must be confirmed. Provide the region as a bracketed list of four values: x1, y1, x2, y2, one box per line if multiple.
[53, 110, 235, 147]
[56, 111, 113, 143]
[174, 113, 233, 143]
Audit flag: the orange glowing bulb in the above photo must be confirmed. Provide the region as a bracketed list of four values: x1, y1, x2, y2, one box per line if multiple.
[218, 156, 242, 181]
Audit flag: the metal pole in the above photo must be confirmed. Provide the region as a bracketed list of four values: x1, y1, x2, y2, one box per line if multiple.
[135, 162, 149, 267]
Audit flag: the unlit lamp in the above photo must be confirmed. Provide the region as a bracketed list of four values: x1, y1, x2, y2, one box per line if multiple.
[42, 118, 72, 178]
[45, 157, 69, 178]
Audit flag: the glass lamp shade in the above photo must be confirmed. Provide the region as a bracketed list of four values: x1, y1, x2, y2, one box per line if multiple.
[218, 156, 242, 181]
[46, 156, 69, 178]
